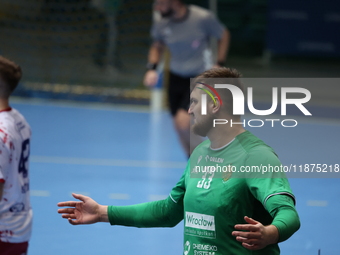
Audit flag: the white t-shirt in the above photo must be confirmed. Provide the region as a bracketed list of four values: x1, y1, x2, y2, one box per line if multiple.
[0, 107, 32, 243]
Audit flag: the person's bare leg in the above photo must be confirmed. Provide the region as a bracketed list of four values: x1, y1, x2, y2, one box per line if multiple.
[173, 109, 202, 156]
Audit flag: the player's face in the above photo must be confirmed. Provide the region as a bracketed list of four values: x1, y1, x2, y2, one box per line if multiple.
[189, 87, 215, 137]
[153, 0, 174, 18]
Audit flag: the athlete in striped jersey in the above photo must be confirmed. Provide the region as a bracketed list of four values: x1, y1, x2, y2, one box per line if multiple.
[0, 56, 32, 255]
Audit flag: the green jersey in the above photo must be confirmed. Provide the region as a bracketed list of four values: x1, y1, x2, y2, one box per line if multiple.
[170, 131, 295, 255]
[108, 130, 299, 255]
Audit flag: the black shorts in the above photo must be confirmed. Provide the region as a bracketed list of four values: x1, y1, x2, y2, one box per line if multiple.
[168, 72, 192, 116]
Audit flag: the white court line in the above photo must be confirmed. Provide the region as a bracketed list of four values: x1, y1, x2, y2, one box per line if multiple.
[30, 156, 186, 169]
[306, 200, 328, 207]
[148, 194, 168, 201]
[109, 193, 130, 200]
[30, 190, 50, 197]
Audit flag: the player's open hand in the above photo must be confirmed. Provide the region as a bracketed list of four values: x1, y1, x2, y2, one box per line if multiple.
[57, 193, 108, 225]
[143, 70, 158, 87]
[232, 216, 279, 250]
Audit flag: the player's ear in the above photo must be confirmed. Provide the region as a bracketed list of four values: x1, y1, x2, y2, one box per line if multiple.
[212, 97, 221, 114]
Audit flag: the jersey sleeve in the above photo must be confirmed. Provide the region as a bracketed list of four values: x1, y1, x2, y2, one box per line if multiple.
[108, 164, 187, 228]
[108, 196, 183, 228]
[244, 147, 300, 241]
[244, 147, 296, 205]
[202, 11, 225, 39]
[265, 195, 300, 242]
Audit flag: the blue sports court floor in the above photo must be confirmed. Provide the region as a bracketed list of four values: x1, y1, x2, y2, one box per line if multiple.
[12, 98, 340, 255]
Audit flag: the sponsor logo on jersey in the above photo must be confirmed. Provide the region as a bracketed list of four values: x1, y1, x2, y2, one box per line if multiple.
[197, 155, 202, 164]
[209, 157, 224, 163]
[16, 121, 26, 131]
[185, 212, 216, 239]
[204, 155, 224, 164]
[183, 242, 218, 255]
[186, 212, 215, 231]
[9, 203, 25, 213]
[193, 243, 218, 252]
[192, 155, 204, 174]
[184, 240, 191, 255]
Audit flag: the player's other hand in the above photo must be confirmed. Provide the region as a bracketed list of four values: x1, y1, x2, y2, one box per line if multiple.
[232, 216, 279, 250]
[57, 193, 108, 225]
[143, 70, 158, 87]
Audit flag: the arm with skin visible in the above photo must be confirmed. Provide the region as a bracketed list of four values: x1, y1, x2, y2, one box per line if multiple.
[58, 193, 184, 227]
[58, 168, 187, 227]
[143, 41, 165, 87]
[148, 41, 164, 66]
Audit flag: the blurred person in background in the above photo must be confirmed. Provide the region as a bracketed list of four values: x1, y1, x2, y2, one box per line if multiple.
[143, 0, 230, 157]
[0, 56, 32, 255]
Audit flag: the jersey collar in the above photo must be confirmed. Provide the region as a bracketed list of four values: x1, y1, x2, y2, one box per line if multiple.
[0, 107, 12, 113]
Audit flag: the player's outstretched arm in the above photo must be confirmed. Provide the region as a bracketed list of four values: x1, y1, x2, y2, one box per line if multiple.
[232, 216, 278, 250]
[57, 193, 109, 225]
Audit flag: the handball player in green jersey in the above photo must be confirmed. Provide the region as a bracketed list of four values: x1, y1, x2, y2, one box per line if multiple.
[58, 68, 300, 255]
